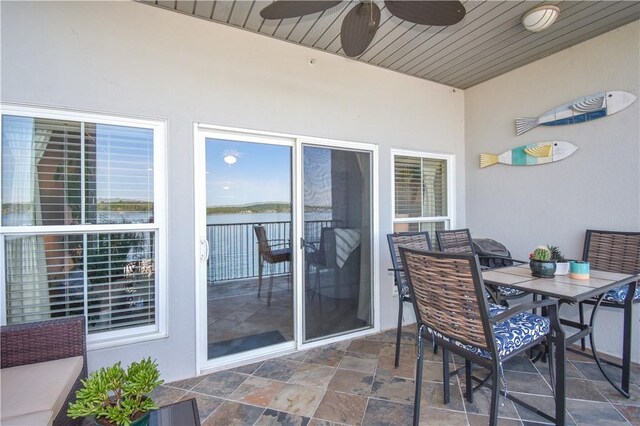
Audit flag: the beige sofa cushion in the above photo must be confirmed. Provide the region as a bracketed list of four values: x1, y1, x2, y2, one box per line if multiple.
[0, 356, 83, 426]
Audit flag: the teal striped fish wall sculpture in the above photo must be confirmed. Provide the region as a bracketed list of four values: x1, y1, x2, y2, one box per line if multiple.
[480, 141, 577, 168]
[516, 91, 636, 135]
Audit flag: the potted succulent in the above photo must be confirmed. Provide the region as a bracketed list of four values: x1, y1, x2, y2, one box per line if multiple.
[548, 245, 570, 275]
[529, 246, 556, 278]
[68, 357, 163, 426]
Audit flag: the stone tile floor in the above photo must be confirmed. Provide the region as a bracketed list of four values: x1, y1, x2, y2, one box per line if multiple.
[150, 325, 640, 425]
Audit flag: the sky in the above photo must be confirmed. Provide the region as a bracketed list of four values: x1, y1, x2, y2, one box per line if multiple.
[206, 138, 292, 207]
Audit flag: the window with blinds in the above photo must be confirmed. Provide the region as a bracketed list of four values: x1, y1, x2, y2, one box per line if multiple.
[393, 153, 452, 241]
[1, 107, 164, 344]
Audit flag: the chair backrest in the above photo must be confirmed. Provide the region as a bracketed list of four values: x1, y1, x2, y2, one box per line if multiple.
[253, 225, 272, 257]
[400, 247, 493, 354]
[312, 227, 334, 267]
[436, 229, 475, 255]
[583, 230, 640, 275]
[386, 232, 432, 290]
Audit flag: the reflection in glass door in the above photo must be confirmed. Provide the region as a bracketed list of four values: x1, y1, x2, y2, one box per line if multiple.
[205, 138, 293, 359]
[302, 145, 373, 342]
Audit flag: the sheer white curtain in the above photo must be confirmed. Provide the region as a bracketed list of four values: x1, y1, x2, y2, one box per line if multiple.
[4, 117, 51, 323]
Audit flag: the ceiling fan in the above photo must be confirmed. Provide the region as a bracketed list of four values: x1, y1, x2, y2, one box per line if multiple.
[260, 1, 466, 57]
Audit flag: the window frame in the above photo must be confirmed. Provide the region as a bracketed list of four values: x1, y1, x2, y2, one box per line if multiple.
[0, 104, 168, 349]
[390, 148, 456, 235]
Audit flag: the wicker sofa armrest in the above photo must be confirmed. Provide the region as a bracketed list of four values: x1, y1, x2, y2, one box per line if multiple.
[1, 316, 86, 369]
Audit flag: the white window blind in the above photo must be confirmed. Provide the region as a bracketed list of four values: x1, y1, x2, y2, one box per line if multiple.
[393, 153, 453, 240]
[1, 109, 163, 342]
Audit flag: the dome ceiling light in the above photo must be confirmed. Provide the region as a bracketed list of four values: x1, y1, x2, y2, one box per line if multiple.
[522, 4, 560, 32]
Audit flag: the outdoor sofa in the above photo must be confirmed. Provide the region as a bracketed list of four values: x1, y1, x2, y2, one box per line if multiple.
[1, 316, 87, 426]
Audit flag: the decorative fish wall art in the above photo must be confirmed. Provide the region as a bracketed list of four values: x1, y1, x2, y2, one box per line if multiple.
[480, 141, 577, 168]
[516, 91, 636, 135]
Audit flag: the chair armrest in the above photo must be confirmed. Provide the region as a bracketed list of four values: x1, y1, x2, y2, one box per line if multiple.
[304, 241, 320, 251]
[489, 299, 557, 324]
[269, 243, 290, 249]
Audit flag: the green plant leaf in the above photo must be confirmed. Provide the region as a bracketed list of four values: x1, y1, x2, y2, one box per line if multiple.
[68, 357, 162, 424]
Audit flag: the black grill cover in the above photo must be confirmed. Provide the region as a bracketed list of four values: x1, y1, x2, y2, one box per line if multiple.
[473, 238, 514, 268]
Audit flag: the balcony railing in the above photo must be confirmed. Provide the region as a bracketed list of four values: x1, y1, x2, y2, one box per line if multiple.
[206, 220, 338, 282]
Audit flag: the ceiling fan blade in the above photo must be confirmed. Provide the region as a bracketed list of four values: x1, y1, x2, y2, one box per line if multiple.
[260, 1, 342, 20]
[341, 2, 381, 57]
[385, 0, 466, 26]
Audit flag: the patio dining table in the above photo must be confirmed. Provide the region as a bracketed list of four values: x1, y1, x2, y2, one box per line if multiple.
[482, 264, 638, 398]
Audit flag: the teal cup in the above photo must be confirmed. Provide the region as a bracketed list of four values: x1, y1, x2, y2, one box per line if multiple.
[570, 261, 590, 279]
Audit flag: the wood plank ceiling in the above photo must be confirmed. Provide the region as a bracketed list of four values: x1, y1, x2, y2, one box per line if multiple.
[140, 1, 640, 89]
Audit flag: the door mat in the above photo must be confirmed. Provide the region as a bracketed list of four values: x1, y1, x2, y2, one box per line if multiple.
[208, 330, 288, 359]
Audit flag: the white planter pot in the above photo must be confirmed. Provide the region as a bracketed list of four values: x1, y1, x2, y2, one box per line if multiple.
[555, 261, 571, 275]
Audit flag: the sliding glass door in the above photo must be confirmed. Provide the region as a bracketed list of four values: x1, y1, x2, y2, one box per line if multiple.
[204, 137, 293, 360]
[302, 145, 373, 342]
[196, 126, 375, 368]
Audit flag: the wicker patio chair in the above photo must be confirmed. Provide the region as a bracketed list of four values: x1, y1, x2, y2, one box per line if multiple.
[304, 227, 334, 306]
[399, 248, 566, 426]
[436, 229, 530, 305]
[254, 225, 292, 306]
[576, 229, 640, 396]
[1, 316, 87, 426]
[386, 231, 433, 368]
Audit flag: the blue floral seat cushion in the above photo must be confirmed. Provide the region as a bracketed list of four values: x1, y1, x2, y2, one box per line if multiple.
[488, 303, 507, 316]
[602, 284, 640, 303]
[400, 283, 410, 298]
[497, 286, 526, 297]
[428, 308, 549, 360]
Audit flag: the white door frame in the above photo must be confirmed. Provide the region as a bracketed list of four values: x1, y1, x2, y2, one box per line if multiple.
[194, 123, 379, 375]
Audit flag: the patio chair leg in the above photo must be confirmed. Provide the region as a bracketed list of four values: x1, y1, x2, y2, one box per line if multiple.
[442, 348, 450, 405]
[267, 264, 274, 306]
[579, 302, 586, 351]
[554, 333, 566, 426]
[311, 267, 318, 301]
[395, 298, 403, 367]
[547, 339, 556, 393]
[257, 258, 263, 298]
[413, 330, 424, 426]
[465, 359, 473, 403]
[489, 364, 500, 426]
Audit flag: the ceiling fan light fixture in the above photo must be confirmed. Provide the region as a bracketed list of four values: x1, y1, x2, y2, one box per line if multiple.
[522, 5, 560, 32]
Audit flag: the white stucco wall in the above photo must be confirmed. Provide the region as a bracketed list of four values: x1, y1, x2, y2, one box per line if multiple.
[1, 1, 465, 381]
[465, 22, 640, 362]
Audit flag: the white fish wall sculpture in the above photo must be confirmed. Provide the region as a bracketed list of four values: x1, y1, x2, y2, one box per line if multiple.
[480, 141, 577, 168]
[516, 91, 636, 135]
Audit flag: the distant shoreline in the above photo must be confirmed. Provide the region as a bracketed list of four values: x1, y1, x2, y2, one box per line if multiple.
[207, 203, 329, 215]
[207, 203, 290, 215]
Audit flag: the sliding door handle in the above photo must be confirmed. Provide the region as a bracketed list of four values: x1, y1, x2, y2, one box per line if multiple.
[200, 239, 210, 262]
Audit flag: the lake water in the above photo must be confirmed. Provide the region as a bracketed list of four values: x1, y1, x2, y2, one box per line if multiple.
[207, 211, 331, 225]
[207, 212, 291, 225]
